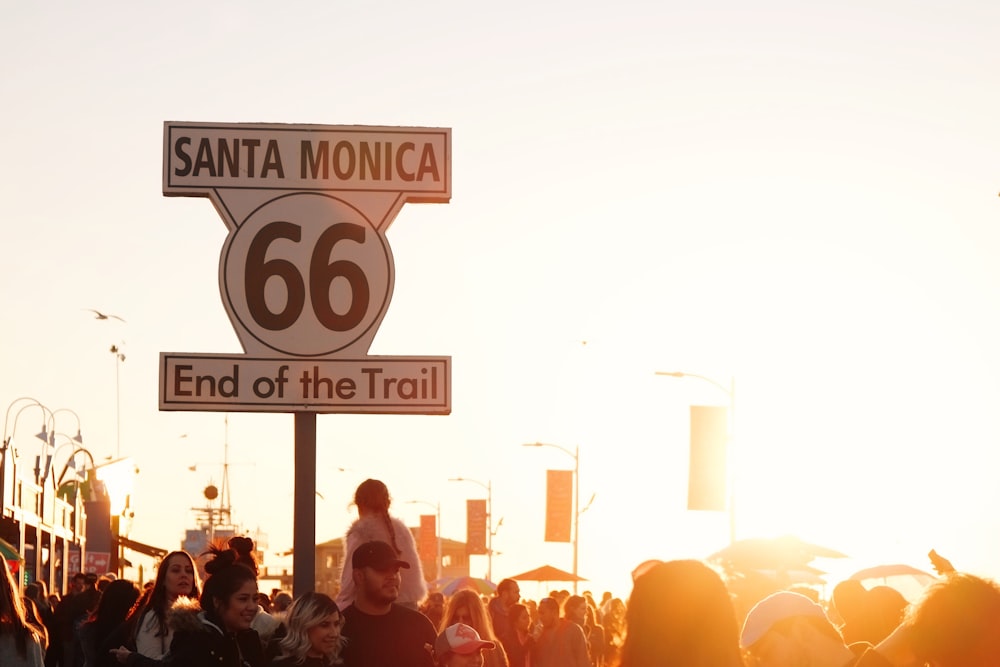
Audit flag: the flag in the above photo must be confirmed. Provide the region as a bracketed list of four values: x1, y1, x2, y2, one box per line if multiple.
[688, 405, 728, 511]
[545, 469, 573, 542]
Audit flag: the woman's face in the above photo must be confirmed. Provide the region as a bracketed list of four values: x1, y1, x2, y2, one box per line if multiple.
[219, 580, 259, 633]
[163, 555, 195, 599]
[306, 611, 343, 658]
[513, 608, 530, 633]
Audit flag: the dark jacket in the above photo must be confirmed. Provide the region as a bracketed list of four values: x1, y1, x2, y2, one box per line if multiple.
[125, 598, 265, 667]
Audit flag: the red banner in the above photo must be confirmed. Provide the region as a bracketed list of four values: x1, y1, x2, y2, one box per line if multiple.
[419, 514, 437, 563]
[545, 469, 573, 543]
[466, 499, 487, 554]
[688, 405, 728, 511]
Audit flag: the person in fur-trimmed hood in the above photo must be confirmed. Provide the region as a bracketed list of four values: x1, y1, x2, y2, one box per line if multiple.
[110, 544, 266, 667]
[335, 479, 428, 610]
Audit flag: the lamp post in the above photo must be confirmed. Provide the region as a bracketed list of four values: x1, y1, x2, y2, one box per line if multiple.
[2, 398, 51, 514]
[405, 499, 442, 581]
[448, 477, 494, 582]
[48, 445, 98, 591]
[655, 370, 736, 543]
[110, 344, 125, 458]
[35, 408, 85, 484]
[54, 446, 97, 490]
[523, 442, 587, 593]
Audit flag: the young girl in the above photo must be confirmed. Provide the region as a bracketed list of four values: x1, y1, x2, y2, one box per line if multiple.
[269, 592, 343, 666]
[335, 479, 427, 610]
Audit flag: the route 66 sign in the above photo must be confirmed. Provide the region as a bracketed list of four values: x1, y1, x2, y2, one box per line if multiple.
[158, 122, 452, 414]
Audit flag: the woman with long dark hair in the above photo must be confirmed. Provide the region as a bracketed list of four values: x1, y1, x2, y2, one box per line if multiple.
[79, 579, 141, 667]
[0, 558, 45, 666]
[335, 479, 427, 610]
[124, 550, 200, 660]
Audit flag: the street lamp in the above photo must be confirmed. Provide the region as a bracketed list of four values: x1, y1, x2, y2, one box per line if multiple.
[38, 408, 85, 449]
[2, 398, 50, 512]
[33, 409, 85, 485]
[54, 446, 98, 490]
[448, 477, 495, 582]
[405, 499, 442, 581]
[110, 343, 125, 458]
[522, 442, 590, 594]
[655, 370, 736, 543]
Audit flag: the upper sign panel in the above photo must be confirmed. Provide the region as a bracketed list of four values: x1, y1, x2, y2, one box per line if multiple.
[163, 122, 451, 202]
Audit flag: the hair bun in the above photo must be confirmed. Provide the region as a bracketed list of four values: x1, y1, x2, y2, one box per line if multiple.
[204, 547, 238, 576]
[228, 536, 254, 555]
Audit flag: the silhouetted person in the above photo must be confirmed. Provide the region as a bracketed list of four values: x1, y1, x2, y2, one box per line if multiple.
[619, 560, 743, 667]
[531, 597, 589, 667]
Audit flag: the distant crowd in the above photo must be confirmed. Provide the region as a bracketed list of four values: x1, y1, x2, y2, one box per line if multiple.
[3, 478, 999, 667]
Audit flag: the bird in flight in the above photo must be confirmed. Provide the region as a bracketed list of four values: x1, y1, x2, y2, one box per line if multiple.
[85, 309, 125, 322]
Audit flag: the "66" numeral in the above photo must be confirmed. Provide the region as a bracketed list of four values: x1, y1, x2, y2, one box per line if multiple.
[245, 220, 369, 332]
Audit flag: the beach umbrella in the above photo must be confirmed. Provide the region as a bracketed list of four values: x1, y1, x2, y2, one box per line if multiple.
[0, 537, 21, 562]
[437, 576, 497, 596]
[1, 537, 21, 576]
[848, 563, 937, 602]
[507, 564, 586, 582]
[709, 535, 847, 571]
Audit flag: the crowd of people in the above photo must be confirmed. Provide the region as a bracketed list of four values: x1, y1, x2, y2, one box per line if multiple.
[3, 478, 999, 667]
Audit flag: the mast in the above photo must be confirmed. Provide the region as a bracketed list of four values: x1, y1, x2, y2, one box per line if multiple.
[220, 414, 232, 526]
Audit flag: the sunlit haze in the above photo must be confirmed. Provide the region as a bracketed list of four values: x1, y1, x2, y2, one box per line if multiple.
[3, 1, 1000, 600]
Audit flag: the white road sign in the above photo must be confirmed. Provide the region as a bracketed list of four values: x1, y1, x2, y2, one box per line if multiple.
[160, 354, 450, 414]
[158, 121, 452, 414]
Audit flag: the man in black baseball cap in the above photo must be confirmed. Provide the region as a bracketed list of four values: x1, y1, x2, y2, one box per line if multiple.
[351, 539, 412, 572]
[340, 540, 435, 667]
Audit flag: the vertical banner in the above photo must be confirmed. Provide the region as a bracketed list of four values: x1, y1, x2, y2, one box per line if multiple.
[688, 405, 728, 511]
[466, 499, 487, 554]
[418, 514, 437, 564]
[545, 469, 573, 542]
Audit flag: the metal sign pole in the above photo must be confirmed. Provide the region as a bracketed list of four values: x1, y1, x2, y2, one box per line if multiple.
[293, 412, 316, 596]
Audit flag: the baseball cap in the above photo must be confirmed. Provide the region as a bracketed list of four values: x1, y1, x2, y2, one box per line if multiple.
[351, 540, 410, 571]
[740, 591, 829, 649]
[434, 623, 496, 658]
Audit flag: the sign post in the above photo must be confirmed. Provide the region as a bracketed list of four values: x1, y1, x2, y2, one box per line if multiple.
[158, 122, 452, 594]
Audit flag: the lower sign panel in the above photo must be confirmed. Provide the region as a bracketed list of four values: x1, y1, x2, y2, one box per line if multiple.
[159, 353, 451, 414]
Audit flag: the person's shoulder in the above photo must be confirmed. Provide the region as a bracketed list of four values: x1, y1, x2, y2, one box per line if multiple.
[391, 604, 436, 629]
[166, 596, 205, 634]
[391, 603, 427, 618]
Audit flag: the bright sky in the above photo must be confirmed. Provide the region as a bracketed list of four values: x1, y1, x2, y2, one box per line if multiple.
[4, 1, 1000, 600]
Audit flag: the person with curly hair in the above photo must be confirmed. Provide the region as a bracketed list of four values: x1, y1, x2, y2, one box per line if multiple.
[336, 479, 427, 610]
[269, 592, 344, 666]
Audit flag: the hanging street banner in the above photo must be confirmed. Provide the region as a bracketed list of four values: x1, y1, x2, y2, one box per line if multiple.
[158, 121, 452, 414]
